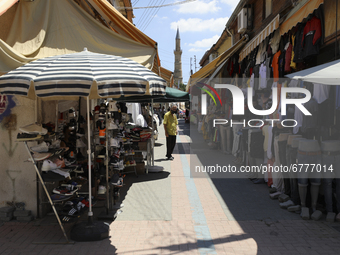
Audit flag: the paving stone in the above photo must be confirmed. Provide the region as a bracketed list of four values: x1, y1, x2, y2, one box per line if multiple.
[13, 210, 31, 217]
[16, 215, 34, 222]
[287, 205, 301, 212]
[0, 216, 13, 222]
[0, 207, 15, 213]
[0, 212, 12, 218]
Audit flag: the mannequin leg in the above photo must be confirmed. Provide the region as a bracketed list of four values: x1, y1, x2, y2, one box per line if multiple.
[298, 184, 308, 207]
[310, 183, 320, 212]
[323, 178, 333, 213]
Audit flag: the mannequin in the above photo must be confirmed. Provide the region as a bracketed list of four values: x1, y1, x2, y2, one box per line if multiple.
[297, 139, 322, 220]
[321, 140, 340, 222]
[277, 133, 290, 196]
[248, 128, 264, 183]
[284, 135, 303, 211]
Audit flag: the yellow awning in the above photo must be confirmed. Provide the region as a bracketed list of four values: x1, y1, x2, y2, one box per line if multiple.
[280, 0, 324, 36]
[240, 14, 279, 61]
[160, 67, 173, 87]
[86, 0, 156, 47]
[189, 36, 247, 85]
[0, 0, 157, 74]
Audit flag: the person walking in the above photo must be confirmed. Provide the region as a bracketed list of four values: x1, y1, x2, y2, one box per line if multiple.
[163, 104, 178, 160]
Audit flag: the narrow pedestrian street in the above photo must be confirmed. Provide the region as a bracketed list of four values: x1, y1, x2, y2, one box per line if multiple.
[0, 120, 340, 254]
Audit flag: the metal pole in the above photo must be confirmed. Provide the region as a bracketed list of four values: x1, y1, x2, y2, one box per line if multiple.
[24, 142, 71, 243]
[86, 97, 93, 222]
[106, 108, 109, 212]
[151, 99, 154, 166]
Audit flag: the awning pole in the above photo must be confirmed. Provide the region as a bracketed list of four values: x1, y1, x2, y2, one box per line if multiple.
[151, 99, 154, 166]
[87, 96, 93, 223]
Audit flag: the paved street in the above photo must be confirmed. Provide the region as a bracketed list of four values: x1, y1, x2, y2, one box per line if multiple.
[1, 119, 340, 254]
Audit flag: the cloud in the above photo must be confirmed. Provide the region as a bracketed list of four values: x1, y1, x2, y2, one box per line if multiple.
[175, 0, 220, 14]
[170, 17, 228, 32]
[220, 0, 238, 11]
[189, 35, 220, 49]
[189, 48, 204, 52]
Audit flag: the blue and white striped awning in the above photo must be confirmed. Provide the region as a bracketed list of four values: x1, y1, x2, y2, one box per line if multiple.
[0, 48, 166, 99]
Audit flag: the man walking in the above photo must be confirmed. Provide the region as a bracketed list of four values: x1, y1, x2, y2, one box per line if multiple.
[163, 104, 178, 160]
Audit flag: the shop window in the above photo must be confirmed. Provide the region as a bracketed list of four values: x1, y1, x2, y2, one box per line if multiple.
[264, 0, 272, 19]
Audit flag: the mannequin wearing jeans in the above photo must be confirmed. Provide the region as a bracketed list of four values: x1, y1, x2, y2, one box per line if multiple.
[321, 140, 340, 222]
[283, 135, 303, 211]
[297, 139, 322, 220]
[277, 133, 290, 195]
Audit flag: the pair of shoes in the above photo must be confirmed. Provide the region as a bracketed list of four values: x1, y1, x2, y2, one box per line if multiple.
[19, 123, 48, 135]
[17, 133, 41, 141]
[252, 178, 265, 184]
[76, 138, 86, 148]
[166, 156, 174, 160]
[30, 141, 49, 153]
[98, 185, 106, 194]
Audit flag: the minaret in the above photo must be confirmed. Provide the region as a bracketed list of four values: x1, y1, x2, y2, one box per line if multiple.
[174, 27, 183, 87]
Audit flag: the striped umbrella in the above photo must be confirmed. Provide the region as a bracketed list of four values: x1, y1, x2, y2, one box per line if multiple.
[0, 48, 166, 240]
[0, 48, 166, 98]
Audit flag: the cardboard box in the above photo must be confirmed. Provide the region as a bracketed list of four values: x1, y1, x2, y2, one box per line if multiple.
[138, 141, 147, 151]
[136, 162, 145, 175]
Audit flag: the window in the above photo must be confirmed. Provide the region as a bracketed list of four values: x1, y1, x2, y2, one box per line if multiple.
[264, 0, 272, 19]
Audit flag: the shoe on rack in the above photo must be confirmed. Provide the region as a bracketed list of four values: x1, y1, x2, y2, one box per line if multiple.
[49, 139, 61, 149]
[76, 138, 86, 148]
[109, 156, 119, 166]
[53, 186, 78, 196]
[69, 119, 77, 130]
[97, 148, 106, 158]
[109, 101, 118, 112]
[98, 185, 106, 195]
[76, 151, 86, 161]
[68, 107, 76, 119]
[28, 152, 52, 162]
[99, 128, 106, 138]
[41, 160, 59, 171]
[69, 150, 75, 159]
[30, 141, 49, 153]
[19, 123, 47, 135]
[65, 158, 76, 167]
[110, 137, 120, 147]
[53, 157, 65, 168]
[76, 128, 85, 137]
[94, 105, 100, 114]
[17, 133, 41, 141]
[107, 119, 119, 130]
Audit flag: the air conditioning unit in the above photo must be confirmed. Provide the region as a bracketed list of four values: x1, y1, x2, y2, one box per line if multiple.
[237, 8, 248, 34]
[209, 53, 218, 63]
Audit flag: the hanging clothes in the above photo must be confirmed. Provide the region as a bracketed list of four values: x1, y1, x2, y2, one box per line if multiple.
[290, 34, 296, 69]
[272, 51, 281, 82]
[302, 16, 322, 60]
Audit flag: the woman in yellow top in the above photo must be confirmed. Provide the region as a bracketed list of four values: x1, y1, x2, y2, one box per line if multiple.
[163, 104, 178, 160]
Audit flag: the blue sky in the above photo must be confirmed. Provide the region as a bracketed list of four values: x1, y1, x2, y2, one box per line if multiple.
[132, 0, 238, 84]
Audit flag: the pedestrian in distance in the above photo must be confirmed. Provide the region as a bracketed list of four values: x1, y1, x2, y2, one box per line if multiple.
[163, 103, 178, 160]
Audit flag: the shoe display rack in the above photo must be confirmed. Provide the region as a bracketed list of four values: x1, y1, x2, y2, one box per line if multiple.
[22, 140, 74, 244]
[92, 102, 152, 216]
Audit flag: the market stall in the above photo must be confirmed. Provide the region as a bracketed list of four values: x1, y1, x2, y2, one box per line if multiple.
[0, 49, 166, 242]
